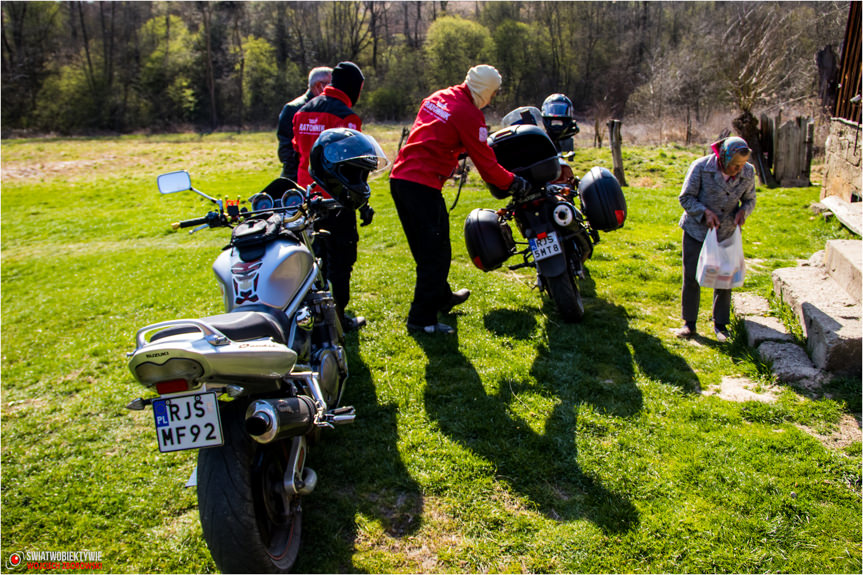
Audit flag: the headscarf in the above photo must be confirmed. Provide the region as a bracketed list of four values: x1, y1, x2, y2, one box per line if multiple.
[711, 136, 751, 171]
[331, 61, 364, 106]
[465, 65, 502, 109]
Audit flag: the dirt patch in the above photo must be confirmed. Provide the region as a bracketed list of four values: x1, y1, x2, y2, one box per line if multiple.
[353, 495, 459, 572]
[2, 158, 110, 181]
[706, 377, 861, 453]
[795, 413, 862, 452]
[703, 376, 779, 403]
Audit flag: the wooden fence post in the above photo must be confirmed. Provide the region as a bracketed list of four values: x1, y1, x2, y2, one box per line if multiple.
[607, 119, 628, 186]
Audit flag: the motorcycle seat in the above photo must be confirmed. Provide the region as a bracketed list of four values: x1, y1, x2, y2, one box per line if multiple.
[150, 311, 287, 345]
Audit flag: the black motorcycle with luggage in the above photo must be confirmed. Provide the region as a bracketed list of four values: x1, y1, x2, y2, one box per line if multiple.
[464, 124, 626, 322]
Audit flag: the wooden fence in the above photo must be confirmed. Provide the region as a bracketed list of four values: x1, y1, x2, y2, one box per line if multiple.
[760, 113, 815, 188]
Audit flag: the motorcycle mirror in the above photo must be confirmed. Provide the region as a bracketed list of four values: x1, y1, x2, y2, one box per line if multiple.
[157, 170, 192, 194]
[158, 170, 223, 209]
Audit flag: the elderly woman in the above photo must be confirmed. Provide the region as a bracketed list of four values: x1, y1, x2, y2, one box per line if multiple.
[676, 136, 756, 342]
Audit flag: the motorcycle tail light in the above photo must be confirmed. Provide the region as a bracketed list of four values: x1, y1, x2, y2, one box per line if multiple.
[156, 379, 190, 395]
[134, 358, 204, 387]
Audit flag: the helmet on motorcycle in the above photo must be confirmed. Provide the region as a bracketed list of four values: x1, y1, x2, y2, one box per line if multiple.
[309, 128, 389, 208]
[541, 93, 579, 145]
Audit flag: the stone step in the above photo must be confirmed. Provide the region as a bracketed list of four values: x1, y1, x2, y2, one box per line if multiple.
[732, 292, 796, 348]
[772, 264, 862, 374]
[825, 239, 862, 303]
[820, 195, 862, 236]
[732, 293, 824, 388]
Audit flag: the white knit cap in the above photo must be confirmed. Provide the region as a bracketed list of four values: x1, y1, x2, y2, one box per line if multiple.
[465, 65, 502, 109]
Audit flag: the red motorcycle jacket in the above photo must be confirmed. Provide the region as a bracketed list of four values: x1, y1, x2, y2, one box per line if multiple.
[292, 86, 362, 187]
[390, 83, 514, 192]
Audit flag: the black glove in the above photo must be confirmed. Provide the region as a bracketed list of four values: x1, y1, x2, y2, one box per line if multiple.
[359, 204, 375, 226]
[508, 175, 532, 199]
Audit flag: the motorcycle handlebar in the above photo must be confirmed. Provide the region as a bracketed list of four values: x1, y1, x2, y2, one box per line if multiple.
[172, 217, 207, 230]
[172, 211, 222, 230]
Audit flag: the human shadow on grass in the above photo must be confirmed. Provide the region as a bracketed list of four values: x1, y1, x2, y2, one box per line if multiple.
[412, 313, 638, 534]
[294, 335, 423, 573]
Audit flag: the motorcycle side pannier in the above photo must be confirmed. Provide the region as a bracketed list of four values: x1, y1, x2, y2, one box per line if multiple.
[487, 125, 561, 198]
[578, 167, 627, 232]
[464, 208, 516, 271]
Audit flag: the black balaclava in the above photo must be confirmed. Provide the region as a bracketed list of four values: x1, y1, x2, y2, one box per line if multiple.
[331, 61, 364, 106]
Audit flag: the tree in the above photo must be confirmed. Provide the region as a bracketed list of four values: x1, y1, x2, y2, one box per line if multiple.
[138, 14, 196, 127]
[1, 1, 62, 129]
[423, 15, 494, 90]
[240, 35, 279, 123]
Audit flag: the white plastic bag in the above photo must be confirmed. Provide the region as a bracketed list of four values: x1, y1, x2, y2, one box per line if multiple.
[696, 226, 745, 289]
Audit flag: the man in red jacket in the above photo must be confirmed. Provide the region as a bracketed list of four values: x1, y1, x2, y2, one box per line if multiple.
[292, 61, 373, 332]
[390, 64, 530, 335]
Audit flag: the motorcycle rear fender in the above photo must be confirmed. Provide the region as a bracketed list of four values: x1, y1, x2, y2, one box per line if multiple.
[534, 251, 568, 277]
[128, 320, 298, 391]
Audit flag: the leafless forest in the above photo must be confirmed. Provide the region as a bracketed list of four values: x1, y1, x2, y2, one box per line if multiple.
[0, 1, 852, 144]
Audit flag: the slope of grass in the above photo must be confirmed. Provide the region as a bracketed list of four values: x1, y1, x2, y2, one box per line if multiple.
[1, 132, 859, 573]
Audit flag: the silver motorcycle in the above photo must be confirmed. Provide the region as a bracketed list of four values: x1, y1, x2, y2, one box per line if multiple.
[125, 129, 388, 573]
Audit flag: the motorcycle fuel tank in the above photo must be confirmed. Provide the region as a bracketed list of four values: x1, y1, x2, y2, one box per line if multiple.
[213, 238, 315, 312]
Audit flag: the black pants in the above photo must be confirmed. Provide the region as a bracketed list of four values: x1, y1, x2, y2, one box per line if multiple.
[315, 207, 358, 325]
[391, 178, 453, 326]
[681, 231, 731, 327]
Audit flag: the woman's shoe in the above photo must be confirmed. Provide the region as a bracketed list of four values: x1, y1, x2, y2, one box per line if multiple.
[674, 322, 697, 339]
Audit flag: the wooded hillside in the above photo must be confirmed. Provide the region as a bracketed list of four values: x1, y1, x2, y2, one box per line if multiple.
[0, 1, 850, 135]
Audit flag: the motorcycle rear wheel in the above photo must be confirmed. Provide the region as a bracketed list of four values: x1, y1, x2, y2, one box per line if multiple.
[197, 400, 303, 574]
[545, 271, 585, 323]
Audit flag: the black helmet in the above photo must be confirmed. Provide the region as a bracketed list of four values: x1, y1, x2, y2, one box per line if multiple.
[541, 93, 579, 146]
[309, 128, 388, 208]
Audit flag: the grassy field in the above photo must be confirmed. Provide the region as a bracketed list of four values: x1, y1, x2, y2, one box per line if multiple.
[1, 130, 860, 574]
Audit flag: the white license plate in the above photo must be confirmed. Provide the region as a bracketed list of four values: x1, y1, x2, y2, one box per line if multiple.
[153, 392, 223, 453]
[529, 231, 562, 261]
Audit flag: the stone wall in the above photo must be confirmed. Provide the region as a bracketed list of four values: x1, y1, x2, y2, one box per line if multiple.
[821, 118, 862, 202]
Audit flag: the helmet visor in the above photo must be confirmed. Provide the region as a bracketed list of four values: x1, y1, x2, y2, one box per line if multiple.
[502, 106, 544, 128]
[543, 101, 572, 118]
[322, 133, 390, 175]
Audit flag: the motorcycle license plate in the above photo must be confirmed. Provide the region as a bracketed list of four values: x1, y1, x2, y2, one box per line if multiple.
[529, 231, 562, 261]
[153, 392, 223, 453]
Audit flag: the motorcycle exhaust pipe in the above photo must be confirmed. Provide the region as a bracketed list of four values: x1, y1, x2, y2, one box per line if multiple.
[245, 396, 316, 444]
[552, 202, 579, 230]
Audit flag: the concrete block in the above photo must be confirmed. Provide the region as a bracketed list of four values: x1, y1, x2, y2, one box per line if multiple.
[825, 239, 862, 303]
[772, 265, 862, 374]
[821, 196, 862, 236]
[772, 266, 859, 334]
[757, 341, 823, 383]
[743, 316, 795, 348]
[801, 302, 862, 374]
[732, 292, 770, 317]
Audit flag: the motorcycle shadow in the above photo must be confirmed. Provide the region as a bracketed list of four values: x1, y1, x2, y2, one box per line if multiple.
[295, 334, 424, 573]
[413, 314, 640, 534]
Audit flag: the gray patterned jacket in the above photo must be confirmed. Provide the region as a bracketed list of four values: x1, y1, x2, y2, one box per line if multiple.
[678, 154, 756, 242]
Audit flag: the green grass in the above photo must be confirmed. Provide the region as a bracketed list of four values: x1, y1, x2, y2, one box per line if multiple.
[2, 131, 860, 573]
